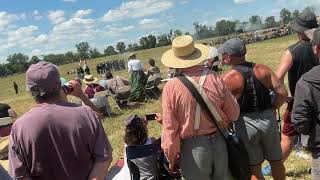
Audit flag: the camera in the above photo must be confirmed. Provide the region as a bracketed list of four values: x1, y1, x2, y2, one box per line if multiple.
[62, 82, 74, 95]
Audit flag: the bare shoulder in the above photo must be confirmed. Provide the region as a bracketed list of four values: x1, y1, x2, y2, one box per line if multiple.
[222, 69, 243, 84]
[253, 63, 272, 78]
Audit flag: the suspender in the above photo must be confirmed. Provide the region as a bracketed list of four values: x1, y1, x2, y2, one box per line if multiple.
[183, 70, 222, 130]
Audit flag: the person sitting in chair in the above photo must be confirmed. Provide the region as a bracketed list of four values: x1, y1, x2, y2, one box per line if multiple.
[105, 71, 131, 107]
[112, 115, 160, 180]
[83, 75, 112, 116]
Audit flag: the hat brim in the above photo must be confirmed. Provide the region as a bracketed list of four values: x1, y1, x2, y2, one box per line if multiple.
[161, 44, 209, 68]
[304, 28, 316, 40]
[291, 20, 310, 33]
[83, 77, 98, 84]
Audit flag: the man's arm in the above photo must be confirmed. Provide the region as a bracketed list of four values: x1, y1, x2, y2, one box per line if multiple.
[276, 50, 293, 83]
[68, 81, 102, 118]
[161, 82, 180, 172]
[88, 158, 112, 180]
[255, 64, 288, 109]
[292, 79, 313, 135]
[221, 70, 244, 100]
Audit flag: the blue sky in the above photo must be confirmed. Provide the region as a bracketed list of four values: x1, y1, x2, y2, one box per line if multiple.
[0, 0, 319, 63]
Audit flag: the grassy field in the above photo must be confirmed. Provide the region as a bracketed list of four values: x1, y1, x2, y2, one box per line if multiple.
[0, 34, 312, 179]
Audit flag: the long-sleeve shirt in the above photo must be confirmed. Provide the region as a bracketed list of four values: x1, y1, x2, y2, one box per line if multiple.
[128, 59, 144, 73]
[161, 66, 240, 165]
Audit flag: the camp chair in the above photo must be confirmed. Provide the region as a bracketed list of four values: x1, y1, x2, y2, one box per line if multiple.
[0, 163, 10, 180]
[0, 117, 13, 127]
[0, 117, 13, 138]
[126, 138, 162, 180]
[145, 76, 161, 100]
[93, 90, 112, 117]
[110, 86, 131, 111]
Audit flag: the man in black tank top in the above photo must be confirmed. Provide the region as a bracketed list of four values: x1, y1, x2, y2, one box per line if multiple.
[220, 38, 288, 180]
[276, 11, 319, 163]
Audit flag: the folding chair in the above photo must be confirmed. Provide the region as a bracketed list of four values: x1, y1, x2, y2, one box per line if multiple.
[93, 90, 112, 117]
[145, 76, 161, 100]
[0, 117, 13, 127]
[0, 117, 13, 138]
[0, 164, 10, 180]
[110, 86, 131, 111]
[126, 138, 162, 180]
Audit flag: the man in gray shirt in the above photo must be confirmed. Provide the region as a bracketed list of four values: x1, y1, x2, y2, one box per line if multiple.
[9, 61, 113, 180]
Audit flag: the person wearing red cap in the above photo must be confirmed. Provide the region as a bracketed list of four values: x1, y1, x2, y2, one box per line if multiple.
[8, 61, 113, 180]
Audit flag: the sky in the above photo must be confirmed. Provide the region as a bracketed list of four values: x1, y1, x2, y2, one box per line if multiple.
[0, 0, 319, 63]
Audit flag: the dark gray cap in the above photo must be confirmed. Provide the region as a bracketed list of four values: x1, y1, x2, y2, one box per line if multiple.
[218, 38, 246, 56]
[291, 11, 319, 33]
[305, 27, 320, 45]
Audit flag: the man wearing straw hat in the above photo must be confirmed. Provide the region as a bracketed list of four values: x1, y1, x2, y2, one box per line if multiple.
[220, 38, 288, 180]
[161, 35, 240, 180]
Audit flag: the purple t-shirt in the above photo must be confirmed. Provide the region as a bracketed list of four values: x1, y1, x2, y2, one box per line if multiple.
[9, 101, 112, 180]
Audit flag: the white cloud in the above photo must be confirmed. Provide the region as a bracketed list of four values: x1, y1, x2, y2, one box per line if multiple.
[105, 25, 135, 37]
[73, 9, 93, 18]
[61, 0, 76, 2]
[20, 13, 27, 20]
[53, 18, 95, 33]
[31, 49, 44, 56]
[48, 10, 65, 24]
[138, 18, 166, 29]
[0, 12, 20, 30]
[180, 0, 189, 5]
[33, 10, 43, 21]
[102, 0, 174, 22]
[234, 0, 254, 4]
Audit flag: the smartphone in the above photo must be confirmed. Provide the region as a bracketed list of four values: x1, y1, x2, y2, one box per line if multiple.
[145, 114, 157, 121]
[62, 82, 74, 95]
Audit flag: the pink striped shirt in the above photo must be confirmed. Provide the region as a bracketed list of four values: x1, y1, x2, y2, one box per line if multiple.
[161, 66, 240, 165]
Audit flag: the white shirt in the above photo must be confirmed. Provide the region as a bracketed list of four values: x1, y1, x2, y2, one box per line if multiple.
[128, 59, 144, 72]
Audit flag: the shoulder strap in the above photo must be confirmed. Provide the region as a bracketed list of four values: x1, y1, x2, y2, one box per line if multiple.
[183, 70, 208, 130]
[177, 75, 226, 138]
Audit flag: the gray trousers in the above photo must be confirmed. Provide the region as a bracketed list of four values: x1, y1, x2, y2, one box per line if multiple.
[180, 133, 233, 180]
[312, 154, 320, 180]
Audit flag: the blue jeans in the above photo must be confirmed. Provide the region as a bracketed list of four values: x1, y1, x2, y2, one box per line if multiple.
[180, 133, 233, 180]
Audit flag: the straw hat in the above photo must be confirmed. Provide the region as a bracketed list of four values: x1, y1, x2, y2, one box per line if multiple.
[161, 35, 209, 68]
[83, 75, 98, 84]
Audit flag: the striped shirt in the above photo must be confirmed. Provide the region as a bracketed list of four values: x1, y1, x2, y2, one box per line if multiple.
[161, 66, 240, 165]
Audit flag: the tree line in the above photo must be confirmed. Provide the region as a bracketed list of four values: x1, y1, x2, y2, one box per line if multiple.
[0, 7, 314, 77]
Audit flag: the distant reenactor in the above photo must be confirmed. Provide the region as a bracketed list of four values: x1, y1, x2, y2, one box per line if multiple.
[13, 81, 18, 94]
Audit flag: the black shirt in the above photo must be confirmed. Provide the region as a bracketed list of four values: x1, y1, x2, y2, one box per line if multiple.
[288, 40, 319, 96]
[233, 62, 272, 113]
[0, 103, 11, 118]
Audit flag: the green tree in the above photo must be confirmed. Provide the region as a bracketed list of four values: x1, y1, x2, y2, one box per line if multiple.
[64, 51, 76, 63]
[139, 37, 149, 49]
[116, 42, 126, 53]
[30, 55, 41, 64]
[147, 35, 157, 48]
[104, 46, 118, 56]
[215, 20, 236, 36]
[157, 34, 171, 47]
[264, 16, 277, 28]
[6, 53, 29, 72]
[89, 48, 102, 59]
[173, 29, 183, 39]
[292, 9, 300, 19]
[280, 8, 292, 24]
[75, 42, 90, 59]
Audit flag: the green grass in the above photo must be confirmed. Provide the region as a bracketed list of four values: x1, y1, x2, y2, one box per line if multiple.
[0, 34, 311, 179]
